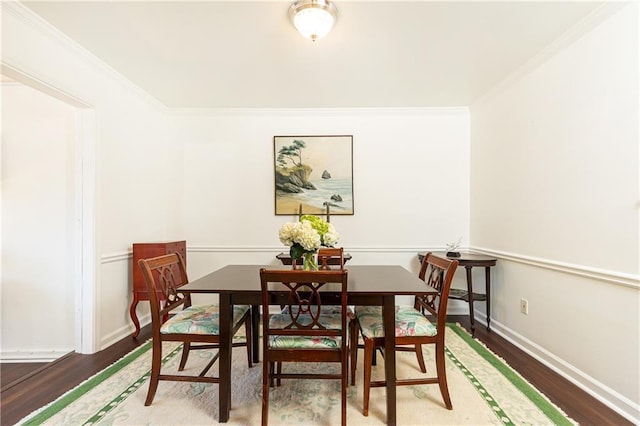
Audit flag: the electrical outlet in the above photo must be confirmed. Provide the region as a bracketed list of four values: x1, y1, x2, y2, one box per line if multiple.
[520, 299, 529, 315]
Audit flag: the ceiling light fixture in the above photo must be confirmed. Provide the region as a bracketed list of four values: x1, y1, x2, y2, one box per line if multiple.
[289, 0, 338, 42]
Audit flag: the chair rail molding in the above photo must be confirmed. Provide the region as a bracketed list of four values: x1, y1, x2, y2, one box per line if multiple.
[469, 246, 639, 290]
[101, 245, 447, 262]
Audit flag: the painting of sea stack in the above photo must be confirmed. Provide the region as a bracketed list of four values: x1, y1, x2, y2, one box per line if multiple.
[274, 135, 354, 216]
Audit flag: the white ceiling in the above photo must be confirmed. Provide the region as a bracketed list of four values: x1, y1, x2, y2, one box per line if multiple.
[21, 1, 605, 108]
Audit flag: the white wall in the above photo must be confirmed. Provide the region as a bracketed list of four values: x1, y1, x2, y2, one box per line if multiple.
[1, 83, 77, 360]
[170, 108, 471, 285]
[2, 3, 177, 352]
[4, 1, 638, 421]
[470, 3, 639, 421]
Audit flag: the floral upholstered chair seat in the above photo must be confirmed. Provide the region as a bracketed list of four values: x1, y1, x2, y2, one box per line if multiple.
[355, 305, 437, 338]
[161, 304, 250, 335]
[268, 313, 343, 349]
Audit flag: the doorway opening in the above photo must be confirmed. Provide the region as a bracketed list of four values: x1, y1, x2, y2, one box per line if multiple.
[1, 64, 96, 365]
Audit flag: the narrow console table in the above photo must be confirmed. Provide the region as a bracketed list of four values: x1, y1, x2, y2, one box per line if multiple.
[418, 251, 497, 336]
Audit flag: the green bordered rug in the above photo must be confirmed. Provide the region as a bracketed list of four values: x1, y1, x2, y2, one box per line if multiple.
[18, 324, 576, 425]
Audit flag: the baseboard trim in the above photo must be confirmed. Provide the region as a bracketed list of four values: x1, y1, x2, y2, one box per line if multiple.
[487, 317, 639, 423]
[0, 349, 73, 363]
[99, 314, 151, 351]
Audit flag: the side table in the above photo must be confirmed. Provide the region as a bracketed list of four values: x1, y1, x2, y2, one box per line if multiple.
[418, 251, 497, 336]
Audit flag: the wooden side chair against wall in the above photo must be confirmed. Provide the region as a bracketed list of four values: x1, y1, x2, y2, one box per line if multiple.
[138, 253, 253, 408]
[351, 252, 459, 416]
[260, 268, 350, 426]
[317, 247, 344, 269]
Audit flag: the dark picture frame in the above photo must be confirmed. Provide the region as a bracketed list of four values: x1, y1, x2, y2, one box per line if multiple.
[274, 135, 354, 216]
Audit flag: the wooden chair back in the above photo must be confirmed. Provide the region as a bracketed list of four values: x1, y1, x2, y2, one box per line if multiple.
[317, 247, 345, 269]
[416, 252, 459, 329]
[138, 252, 190, 328]
[261, 269, 349, 340]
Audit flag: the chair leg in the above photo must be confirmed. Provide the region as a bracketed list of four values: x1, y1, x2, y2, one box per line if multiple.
[178, 342, 190, 371]
[342, 350, 348, 426]
[436, 342, 452, 410]
[145, 339, 162, 406]
[269, 362, 275, 388]
[415, 343, 427, 373]
[276, 361, 282, 386]
[262, 352, 270, 426]
[362, 338, 375, 417]
[245, 316, 253, 368]
[349, 319, 358, 385]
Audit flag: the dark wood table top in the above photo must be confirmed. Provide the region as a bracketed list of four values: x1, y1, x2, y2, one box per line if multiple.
[418, 251, 497, 267]
[180, 264, 434, 296]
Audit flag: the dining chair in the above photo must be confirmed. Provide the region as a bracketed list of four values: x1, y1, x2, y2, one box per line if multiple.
[276, 247, 355, 387]
[138, 253, 253, 407]
[351, 252, 459, 415]
[317, 247, 345, 269]
[260, 268, 350, 426]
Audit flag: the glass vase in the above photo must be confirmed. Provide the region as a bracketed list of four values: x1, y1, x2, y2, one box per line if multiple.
[302, 251, 319, 271]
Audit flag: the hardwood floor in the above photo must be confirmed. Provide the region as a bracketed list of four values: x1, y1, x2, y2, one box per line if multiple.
[1, 326, 152, 425]
[0, 317, 632, 425]
[1, 363, 47, 389]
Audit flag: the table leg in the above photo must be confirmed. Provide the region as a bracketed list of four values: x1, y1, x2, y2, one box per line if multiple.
[218, 293, 232, 423]
[383, 295, 397, 426]
[251, 304, 260, 363]
[465, 266, 476, 336]
[485, 267, 491, 331]
[129, 295, 140, 338]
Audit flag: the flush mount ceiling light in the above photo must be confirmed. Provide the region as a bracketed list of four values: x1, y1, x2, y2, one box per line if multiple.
[289, 0, 338, 42]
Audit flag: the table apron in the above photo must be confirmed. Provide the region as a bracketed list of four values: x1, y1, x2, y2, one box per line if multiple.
[180, 292, 399, 307]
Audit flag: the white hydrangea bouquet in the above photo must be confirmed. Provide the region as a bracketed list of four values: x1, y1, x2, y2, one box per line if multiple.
[279, 215, 339, 270]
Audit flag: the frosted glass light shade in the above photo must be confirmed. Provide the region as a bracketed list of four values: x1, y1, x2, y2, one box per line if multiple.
[289, 0, 338, 42]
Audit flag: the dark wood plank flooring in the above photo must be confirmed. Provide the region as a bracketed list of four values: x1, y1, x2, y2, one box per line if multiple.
[0, 317, 632, 425]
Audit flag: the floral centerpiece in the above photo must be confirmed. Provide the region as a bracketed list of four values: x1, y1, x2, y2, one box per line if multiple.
[279, 215, 340, 270]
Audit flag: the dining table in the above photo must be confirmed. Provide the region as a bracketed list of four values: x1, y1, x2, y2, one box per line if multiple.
[179, 264, 435, 425]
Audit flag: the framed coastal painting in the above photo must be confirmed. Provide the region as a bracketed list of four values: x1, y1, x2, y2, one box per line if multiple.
[274, 135, 354, 216]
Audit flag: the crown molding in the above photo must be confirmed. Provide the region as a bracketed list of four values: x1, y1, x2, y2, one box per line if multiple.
[1, 1, 168, 113]
[471, 2, 629, 108]
[1, 62, 91, 108]
[167, 106, 469, 117]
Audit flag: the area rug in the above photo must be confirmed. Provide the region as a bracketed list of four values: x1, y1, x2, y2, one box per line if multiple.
[18, 324, 576, 425]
